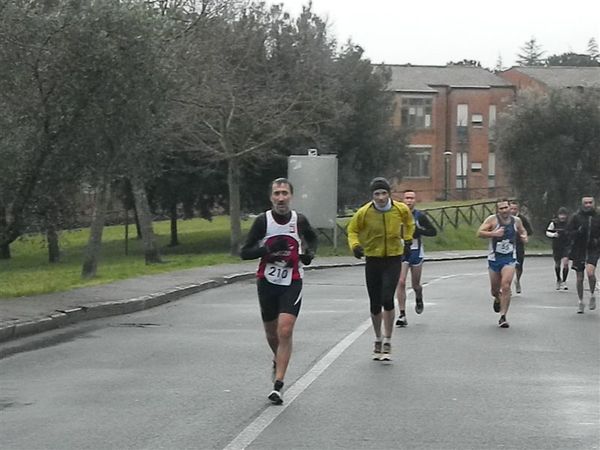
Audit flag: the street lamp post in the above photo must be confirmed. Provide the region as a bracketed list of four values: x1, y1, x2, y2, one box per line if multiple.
[443, 151, 452, 201]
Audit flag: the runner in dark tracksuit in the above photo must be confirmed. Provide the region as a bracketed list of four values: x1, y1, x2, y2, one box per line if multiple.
[566, 196, 600, 313]
[546, 207, 571, 290]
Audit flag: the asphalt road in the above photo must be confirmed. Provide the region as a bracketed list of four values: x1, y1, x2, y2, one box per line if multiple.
[1, 258, 598, 450]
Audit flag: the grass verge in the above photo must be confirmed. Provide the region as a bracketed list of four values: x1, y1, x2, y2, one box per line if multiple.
[0, 212, 550, 298]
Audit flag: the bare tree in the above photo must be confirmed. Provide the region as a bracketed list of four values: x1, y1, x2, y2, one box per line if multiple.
[169, 2, 340, 254]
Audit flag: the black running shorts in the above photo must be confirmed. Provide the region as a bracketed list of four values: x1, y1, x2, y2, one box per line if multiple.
[570, 253, 600, 272]
[257, 278, 303, 322]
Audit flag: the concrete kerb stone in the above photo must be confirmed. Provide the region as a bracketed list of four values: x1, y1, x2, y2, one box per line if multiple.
[0, 323, 15, 341]
[0, 276, 257, 342]
[1, 253, 551, 343]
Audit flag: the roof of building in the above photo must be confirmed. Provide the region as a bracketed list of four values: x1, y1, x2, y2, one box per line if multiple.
[380, 64, 514, 92]
[502, 66, 600, 88]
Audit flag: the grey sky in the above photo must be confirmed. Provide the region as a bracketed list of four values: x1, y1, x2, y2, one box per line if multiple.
[269, 0, 600, 69]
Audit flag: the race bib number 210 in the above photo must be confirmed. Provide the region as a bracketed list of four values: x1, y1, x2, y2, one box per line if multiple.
[265, 262, 292, 286]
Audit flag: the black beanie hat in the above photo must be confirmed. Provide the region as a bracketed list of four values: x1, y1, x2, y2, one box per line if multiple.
[369, 177, 391, 193]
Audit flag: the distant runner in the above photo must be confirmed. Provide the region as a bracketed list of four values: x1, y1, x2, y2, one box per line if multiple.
[509, 200, 533, 294]
[395, 189, 437, 327]
[546, 207, 571, 290]
[566, 196, 600, 314]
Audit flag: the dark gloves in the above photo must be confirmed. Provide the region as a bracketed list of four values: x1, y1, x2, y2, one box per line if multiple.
[299, 250, 314, 266]
[267, 236, 289, 253]
[404, 240, 413, 255]
[353, 246, 364, 259]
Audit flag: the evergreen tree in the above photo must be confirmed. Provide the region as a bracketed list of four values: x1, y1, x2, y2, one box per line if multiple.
[588, 37, 600, 62]
[494, 54, 504, 72]
[546, 52, 599, 67]
[516, 37, 545, 66]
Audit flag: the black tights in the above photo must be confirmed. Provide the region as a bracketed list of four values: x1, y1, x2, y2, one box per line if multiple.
[365, 256, 403, 315]
[553, 257, 569, 282]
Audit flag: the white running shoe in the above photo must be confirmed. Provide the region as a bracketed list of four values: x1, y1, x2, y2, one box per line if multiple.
[395, 315, 407, 327]
[577, 301, 585, 314]
[556, 281, 561, 290]
[590, 295, 596, 311]
[380, 342, 392, 361]
[372, 341, 382, 360]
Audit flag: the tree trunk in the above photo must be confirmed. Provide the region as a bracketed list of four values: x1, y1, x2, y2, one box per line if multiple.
[47, 224, 60, 263]
[131, 176, 161, 264]
[0, 206, 10, 259]
[46, 203, 60, 263]
[0, 243, 9, 259]
[228, 158, 242, 256]
[169, 202, 179, 247]
[126, 179, 142, 239]
[81, 181, 111, 279]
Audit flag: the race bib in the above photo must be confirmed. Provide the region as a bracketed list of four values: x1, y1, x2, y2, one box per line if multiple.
[265, 261, 292, 286]
[495, 239, 514, 254]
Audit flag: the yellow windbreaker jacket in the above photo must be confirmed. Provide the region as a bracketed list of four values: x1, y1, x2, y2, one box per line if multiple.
[347, 200, 415, 257]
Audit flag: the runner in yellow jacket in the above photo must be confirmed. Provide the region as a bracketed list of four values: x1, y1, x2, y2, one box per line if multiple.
[347, 177, 415, 360]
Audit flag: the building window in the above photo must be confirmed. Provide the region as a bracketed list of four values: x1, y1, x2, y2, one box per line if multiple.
[401, 97, 432, 129]
[489, 105, 497, 127]
[471, 114, 483, 127]
[457, 104, 468, 126]
[489, 105, 497, 140]
[471, 162, 483, 172]
[406, 146, 431, 178]
[488, 151, 496, 187]
[456, 151, 468, 189]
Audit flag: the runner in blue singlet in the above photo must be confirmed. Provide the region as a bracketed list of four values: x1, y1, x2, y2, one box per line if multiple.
[395, 189, 437, 327]
[477, 199, 529, 328]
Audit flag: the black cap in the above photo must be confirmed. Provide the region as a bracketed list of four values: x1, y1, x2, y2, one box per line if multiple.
[369, 177, 391, 193]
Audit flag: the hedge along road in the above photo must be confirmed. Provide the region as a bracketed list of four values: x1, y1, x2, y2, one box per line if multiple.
[1, 259, 598, 450]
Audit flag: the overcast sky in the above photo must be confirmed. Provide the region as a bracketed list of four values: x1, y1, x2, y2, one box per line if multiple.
[268, 0, 600, 69]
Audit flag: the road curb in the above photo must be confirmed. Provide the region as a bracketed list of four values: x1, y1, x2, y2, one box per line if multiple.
[0, 253, 551, 343]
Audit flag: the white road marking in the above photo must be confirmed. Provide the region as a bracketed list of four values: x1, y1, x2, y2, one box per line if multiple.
[223, 318, 372, 450]
[223, 272, 486, 450]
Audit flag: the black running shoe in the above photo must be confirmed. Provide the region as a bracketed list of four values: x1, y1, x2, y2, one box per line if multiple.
[268, 380, 284, 405]
[395, 315, 407, 327]
[498, 315, 509, 328]
[415, 297, 424, 314]
[493, 297, 501, 313]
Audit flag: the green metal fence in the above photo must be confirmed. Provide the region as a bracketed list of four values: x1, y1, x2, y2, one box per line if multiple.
[335, 200, 499, 243]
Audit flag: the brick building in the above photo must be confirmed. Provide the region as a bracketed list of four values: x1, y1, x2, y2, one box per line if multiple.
[498, 66, 600, 92]
[383, 65, 516, 202]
